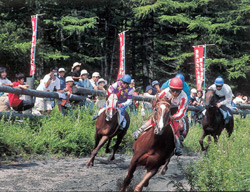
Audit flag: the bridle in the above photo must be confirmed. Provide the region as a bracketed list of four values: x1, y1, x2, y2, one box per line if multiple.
[153, 101, 171, 135]
[105, 94, 118, 121]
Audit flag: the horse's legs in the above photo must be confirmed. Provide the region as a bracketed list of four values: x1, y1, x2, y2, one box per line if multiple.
[85, 135, 109, 167]
[226, 118, 234, 137]
[109, 131, 126, 161]
[105, 138, 112, 153]
[94, 133, 101, 148]
[199, 130, 207, 151]
[159, 157, 172, 175]
[205, 136, 212, 151]
[134, 168, 158, 192]
[121, 157, 138, 192]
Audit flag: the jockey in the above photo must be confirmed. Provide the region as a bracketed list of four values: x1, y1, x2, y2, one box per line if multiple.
[133, 77, 188, 156]
[208, 76, 233, 124]
[92, 74, 134, 130]
[161, 73, 190, 102]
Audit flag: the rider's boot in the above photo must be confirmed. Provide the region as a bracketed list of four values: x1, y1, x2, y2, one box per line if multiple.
[174, 137, 183, 156]
[132, 119, 153, 140]
[119, 118, 127, 130]
[92, 109, 102, 120]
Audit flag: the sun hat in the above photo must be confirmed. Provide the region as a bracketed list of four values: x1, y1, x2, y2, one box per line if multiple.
[97, 78, 107, 85]
[80, 69, 89, 76]
[58, 68, 66, 72]
[92, 72, 100, 77]
[65, 76, 74, 82]
[72, 62, 81, 69]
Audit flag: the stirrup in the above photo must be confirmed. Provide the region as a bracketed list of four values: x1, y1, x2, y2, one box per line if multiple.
[132, 130, 141, 140]
[92, 114, 98, 120]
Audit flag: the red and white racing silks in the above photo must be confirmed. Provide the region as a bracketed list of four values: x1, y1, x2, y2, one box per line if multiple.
[159, 87, 188, 120]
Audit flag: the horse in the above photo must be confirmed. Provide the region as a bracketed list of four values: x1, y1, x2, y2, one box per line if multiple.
[85, 93, 130, 167]
[199, 89, 234, 151]
[121, 97, 178, 192]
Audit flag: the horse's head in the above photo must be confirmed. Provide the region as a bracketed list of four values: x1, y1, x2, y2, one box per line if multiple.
[152, 96, 171, 135]
[204, 89, 217, 108]
[105, 93, 118, 121]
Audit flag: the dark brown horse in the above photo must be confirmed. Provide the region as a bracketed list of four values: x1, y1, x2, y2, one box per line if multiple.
[199, 89, 234, 151]
[85, 94, 130, 167]
[121, 97, 176, 192]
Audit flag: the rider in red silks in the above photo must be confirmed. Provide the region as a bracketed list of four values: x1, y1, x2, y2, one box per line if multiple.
[133, 77, 188, 156]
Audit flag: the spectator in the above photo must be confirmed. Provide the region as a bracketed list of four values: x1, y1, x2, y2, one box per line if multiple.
[130, 79, 135, 90]
[8, 73, 34, 112]
[35, 67, 62, 115]
[0, 67, 12, 112]
[233, 93, 248, 104]
[71, 62, 81, 82]
[196, 90, 204, 105]
[57, 68, 66, 90]
[190, 88, 198, 105]
[143, 85, 155, 112]
[95, 78, 107, 108]
[76, 69, 93, 89]
[152, 80, 161, 95]
[89, 72, 100, 90]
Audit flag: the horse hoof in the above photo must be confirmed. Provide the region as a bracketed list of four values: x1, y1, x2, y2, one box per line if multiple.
[108, 155, 115, 161]
[143, 180, 149, 187]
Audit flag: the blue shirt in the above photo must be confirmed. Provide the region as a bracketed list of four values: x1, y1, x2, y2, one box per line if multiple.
[75, 78, 93, 89]
[161, 79, 191, 102]
[57, 76, 66, 90]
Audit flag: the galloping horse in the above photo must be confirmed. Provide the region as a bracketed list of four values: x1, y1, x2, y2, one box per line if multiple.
[199, 89, 234, 151]
[85, 94, 130, 167]
[121, 97, 176, 192]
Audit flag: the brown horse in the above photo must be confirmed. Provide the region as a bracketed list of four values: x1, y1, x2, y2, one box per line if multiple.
[85, 94, 130, 167]
[121, 97, 177, 192]
[199, 89, 234, 151]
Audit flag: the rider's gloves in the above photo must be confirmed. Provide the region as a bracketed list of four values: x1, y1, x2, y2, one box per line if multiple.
[118, 104, 123, 108]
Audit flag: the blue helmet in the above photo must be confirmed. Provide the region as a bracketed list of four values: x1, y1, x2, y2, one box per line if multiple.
[175, 73, 185, 83]
[152, 80, 160, 87]
[120, 74, 132, 84]
[214, 76, 224, 86]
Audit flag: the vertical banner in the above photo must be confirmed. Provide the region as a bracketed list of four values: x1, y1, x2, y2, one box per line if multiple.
[117, 32, 126, 81]
[194, 46, 204, 90]
[30, 15, 38, 77]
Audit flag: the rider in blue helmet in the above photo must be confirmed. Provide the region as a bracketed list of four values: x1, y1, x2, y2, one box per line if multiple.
[92, 74, 134, 130]
[208, 76, 233, 124]
[161, 73, 190, 101]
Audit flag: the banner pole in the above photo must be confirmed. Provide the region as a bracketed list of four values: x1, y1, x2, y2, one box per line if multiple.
[203, 44, 206, 90]
[32, 14, 38, 79]
[124, 32, 126, 73]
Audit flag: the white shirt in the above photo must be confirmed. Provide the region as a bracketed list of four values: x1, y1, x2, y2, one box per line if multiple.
[159, 87, 188, 120]
[37, 74, 60, 92]
[233, 97, 245, 104]
[0, 78, 12, 85]
[208, 84, 232, 106]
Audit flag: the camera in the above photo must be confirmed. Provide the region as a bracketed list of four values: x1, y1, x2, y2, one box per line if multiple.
[53, 72, 57, 76]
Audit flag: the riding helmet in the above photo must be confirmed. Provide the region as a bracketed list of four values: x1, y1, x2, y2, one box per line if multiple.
[120, 74, 132, 84]
[169, 77, 183, 89]
[214, 76, 224, 86]
[175, 73, 185, 83]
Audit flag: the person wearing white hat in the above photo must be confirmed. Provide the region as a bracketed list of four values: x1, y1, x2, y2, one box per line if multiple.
[75, 69, 93, 89]
[95, 78, 107, 108]
[89, 72, 100, 90]
[71, 62, 81, 82]
[58, 68, 66, 91]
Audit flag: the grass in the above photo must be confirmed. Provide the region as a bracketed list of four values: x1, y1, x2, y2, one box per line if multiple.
[183, 116, 250, 191]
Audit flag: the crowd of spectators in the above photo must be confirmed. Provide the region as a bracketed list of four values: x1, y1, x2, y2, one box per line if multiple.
[0, 64, 250, 118]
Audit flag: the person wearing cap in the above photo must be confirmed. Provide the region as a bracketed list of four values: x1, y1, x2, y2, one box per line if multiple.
[161, 73, 190, 102]
[58, 68, 66, 91]
[76, 69, 93, 89]
[190, 88, 198, 105]
[151, 80, 161, 95]
[35, 67, 62, 115]
[208, 76, 233, 124]
[143, 85, 155, 112]
[133, 77, 188, 156]
[93, 74, 134, 130]
[95, 78, 107, 108]
[89, 72, 100, 90]
[71, 62, 81, 82]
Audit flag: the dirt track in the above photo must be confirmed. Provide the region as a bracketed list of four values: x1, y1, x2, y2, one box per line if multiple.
[0, 152, 200, 191]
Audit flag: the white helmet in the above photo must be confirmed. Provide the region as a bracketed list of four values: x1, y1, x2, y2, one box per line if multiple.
[65, 76, 74, 82]
[80, 69, 89, 76]
[191, 88, 197, 93]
